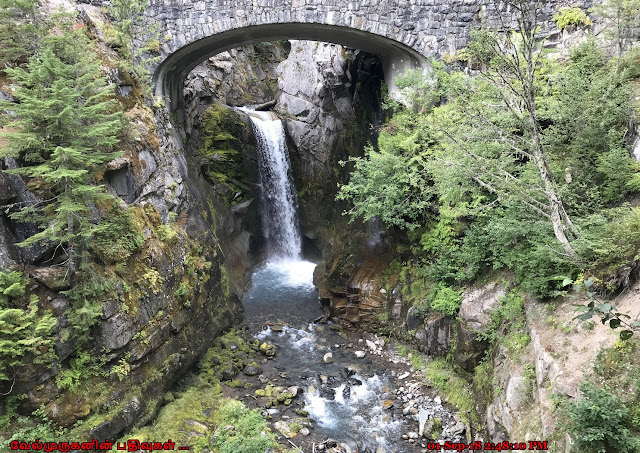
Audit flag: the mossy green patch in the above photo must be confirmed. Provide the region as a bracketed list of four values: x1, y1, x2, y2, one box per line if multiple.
[199, 104, 250, 205]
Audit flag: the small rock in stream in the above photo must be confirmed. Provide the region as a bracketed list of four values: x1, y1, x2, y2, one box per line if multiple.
[287, 386, 299, 397]
[323, 352, 333, 364]
[354, 350, 366, 358]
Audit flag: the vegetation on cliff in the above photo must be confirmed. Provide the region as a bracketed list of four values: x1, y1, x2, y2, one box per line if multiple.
[339, 4, 640, 300]
[337, 1, 640, 450]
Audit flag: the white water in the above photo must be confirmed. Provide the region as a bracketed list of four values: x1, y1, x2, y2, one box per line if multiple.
[239, 108, 409, 451]
[239, 108, 302, 260]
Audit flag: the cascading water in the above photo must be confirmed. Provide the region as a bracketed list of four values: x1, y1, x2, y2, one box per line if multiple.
[239, 108, 301, 260]
[238, 108, 459, 452]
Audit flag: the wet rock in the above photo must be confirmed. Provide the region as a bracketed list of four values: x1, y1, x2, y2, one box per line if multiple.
[274, 420, 295, 438]
[405, 305, 424, 331]
[221, 338, 239, 350]
[323, 352, 334, 364]
[97, 312, 136, 350]
[29, 267, 71, 290]
[414, 314, 451, 356]
[319, 385, 336, 400]
[300, 427, 310, 436]
[354, 350, 366, 358]
[45, 395, 91, 427]
[220, 364, 241, 381]
[342, 385, 351, 399]
[288, 386, 300, 397]
[449, 421, 466, 436]
[382, 400, 394, 410]
[243, 361, 263, 376]
[259, 342, 276, 357]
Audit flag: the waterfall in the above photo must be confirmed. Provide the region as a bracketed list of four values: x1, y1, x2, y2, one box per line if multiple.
[240, 108, 302, 260]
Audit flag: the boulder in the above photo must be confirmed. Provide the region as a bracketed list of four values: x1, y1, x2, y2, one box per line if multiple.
[243, 361, 263, 376]
[459, 282, 506, 330]
[414, 314, 451, 356]
[455, 282, 507, 370]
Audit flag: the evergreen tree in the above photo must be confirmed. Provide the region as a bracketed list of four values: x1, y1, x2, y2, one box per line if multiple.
[591, 0, 640, 69]
[0, 19, 123, 276]
[108, 0, 147, 66]
[0, 0, 44, 65]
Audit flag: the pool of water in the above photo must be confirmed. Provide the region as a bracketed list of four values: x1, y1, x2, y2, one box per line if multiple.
[242, 259, 418, 452]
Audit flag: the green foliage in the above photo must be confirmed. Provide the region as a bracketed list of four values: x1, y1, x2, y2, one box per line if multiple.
[63, 263, 116, 342]
[422, 357, 475, 420]
[111, 353, 131, 381]
[107, 0, 158, 83]
[0, 0, 42, 64]
[564, 275, 640, 339]
[0, 271, 28, 306]
[352, 36, 639, 297]
[590, 0, 640, 60]
[199, 104, 249, 204]
[0, 18, 123, 275]
[553, 7, 592, 29]
[91, 204, 145, 264]
[476, 290, 527, 346]
[430, 285, 462, 316]
[414, 283, 463, 317]
[55, 351, 99, 391]
[573, 208, 640, 290]
[0, 404, 67, 450]
[565, 381, 640, 452]
[210, 400, 277, 453]
[337, 144, 433, 230]
[0, 290, 55, 382]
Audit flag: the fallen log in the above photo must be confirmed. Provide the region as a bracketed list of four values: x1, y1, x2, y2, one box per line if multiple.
[254, 99, 277, 111]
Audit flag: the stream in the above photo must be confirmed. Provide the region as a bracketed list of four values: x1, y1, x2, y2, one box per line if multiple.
[230, 110, 465, 452]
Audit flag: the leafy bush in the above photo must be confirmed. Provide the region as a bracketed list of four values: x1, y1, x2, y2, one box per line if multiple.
[430, 285, 463, 316]
[553, 7, 592, 29]
[55, 351, 100, 391]
[565, 382, 640, 452]
[574, 208, 640, 290]
[210, 400, 277, 453]
[0, 272, 55, 383]
[91, 205, 144, 264]
[0, 271, 28, 306]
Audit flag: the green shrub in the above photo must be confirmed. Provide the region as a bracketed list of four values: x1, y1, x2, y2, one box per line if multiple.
[574, 208, 640, 290]
[565, 382, 640, 452]
[430, 285, 463, 316]
[211, 400, 277, 453]
[0, 271, 28, 307]
[55, 351, 102, 391]
[553, 7, 592, 30]
[91, 205, 144, 264]
[0, 272, 56, 383]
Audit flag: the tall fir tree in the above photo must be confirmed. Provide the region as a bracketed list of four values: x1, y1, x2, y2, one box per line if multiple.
[0, 0, 42, 65]
[0, 18, 123, 277]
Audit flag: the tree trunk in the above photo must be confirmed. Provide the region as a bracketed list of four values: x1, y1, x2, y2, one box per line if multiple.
[524, 89, 578, 260]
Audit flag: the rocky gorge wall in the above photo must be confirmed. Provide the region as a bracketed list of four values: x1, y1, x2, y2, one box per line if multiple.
[0, 6, 295, 441]
[0, 0, 383, 437]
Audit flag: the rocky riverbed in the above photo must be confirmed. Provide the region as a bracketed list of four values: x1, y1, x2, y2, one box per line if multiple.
[221, 260, 469, 453]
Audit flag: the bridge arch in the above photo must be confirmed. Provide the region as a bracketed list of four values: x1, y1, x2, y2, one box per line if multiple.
[154, 23, 427, 112]
[145, 0, 586, 111]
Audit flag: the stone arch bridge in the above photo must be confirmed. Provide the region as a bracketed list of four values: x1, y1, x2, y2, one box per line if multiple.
[145, 0, 590, 110]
